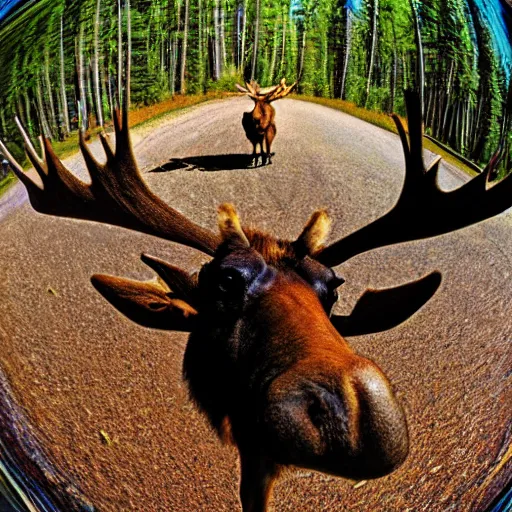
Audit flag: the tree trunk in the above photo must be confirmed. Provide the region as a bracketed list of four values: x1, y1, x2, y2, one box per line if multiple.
[118, 0, 123, 105]
[425, 84, 434, 128]
[251, 0, 260, 81]
[279, 7, 287, 77]
[24, 92, 34, 137]
[322, 30, 328, 95]
[455, 100, 462, 151]
[213, 0, 220, 79]
[0, 110, 6, 140]
[464, 98, 471, 155]
[441, 61, 455, 139]
[180, 0, 189, 93]
[17, 96, 26, 128]
[409, 0, 424, 115]
[36, 79, 52, 138]
[86, 64, 95, 128]
[59, 16, 70, 134]
[198, 0, 205, 91]
[0, 108, 6, 139]
[389, 21, 397, 112]
[220, 0, 227, 68]
[364, 0, 378, 107]
[269, 16, 279, 82]
[448, 101, 457, 147]
[77, 24, 88, 130]
[105, 57, 114, 118]
[241, 0, 248, 72]
[340, 9, 352, 100]
[402, 52, 408, 90]
[43, 49, 57, 134]
[171, 1, 181, 93]
[160, 15, 165, 78]
[298, 28, 306, 81]
[93, 0, 104, 126]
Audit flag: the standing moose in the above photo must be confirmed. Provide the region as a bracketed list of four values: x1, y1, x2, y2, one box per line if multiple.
[2, 31, 512, 512]
[236, 79, 296, 166]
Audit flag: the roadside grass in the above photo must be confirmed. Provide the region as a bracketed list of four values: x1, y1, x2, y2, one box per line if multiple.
[293, 95, 479, 177]
[0, 173, 16, 196]
[128, 91, 235, 128]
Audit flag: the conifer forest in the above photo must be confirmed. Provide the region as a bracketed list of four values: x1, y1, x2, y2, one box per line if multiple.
[0, 0, 510, 174]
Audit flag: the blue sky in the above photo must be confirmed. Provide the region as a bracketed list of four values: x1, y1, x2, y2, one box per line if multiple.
[0, 0, 23, 22]
[475, 0, 512, 81]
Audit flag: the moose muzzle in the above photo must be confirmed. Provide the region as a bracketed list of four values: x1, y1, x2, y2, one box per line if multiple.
[261, 354, 409, 481]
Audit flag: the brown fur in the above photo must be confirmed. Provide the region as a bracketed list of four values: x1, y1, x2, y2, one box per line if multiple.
[243, 228, 296, 266]
[241, 209, 330, 265]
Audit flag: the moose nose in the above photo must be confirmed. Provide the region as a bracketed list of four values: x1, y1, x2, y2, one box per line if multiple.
[263, 366, 409, 480]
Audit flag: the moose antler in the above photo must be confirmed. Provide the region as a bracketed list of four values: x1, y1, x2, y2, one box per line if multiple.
[267, 78, 296, 102]
[0, 6, 219, 256]
[235, 79, 296, 102]
[316, 89, 512, 268]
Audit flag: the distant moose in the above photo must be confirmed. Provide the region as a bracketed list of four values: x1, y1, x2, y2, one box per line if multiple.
[236, 79, 296, 166]
[3, 35, 512, 512]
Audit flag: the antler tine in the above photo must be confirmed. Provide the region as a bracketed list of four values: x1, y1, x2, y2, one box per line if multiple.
[245, 81, 258, 95]
[99, 131, 115, 162]
[14, 117, 44, 169]
[268, 80, 296, 102]
[235, 83, 250, 94]
[262, 79, 286, 99]
[258, 82, 283, 97]
[11, 117, 51, 191]
[0, 136, 42, 199]
[6, 0, 220, 256]
[316, 89, 512, 268]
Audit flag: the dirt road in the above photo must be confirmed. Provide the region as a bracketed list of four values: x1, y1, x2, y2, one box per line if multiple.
[0, 97, 510, 511]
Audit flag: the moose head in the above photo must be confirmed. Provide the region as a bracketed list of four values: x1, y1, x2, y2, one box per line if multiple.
[3, 35, 512, 512]
[236, 78, 296, 166]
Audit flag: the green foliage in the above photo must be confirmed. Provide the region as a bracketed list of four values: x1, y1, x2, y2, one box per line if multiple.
[0, 0, 509, 176]
[207, 66, 245, 92]
[0, 173, 17, 196]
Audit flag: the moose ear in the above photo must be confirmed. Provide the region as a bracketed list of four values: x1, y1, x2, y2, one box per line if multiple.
[294, 210, 331, 258]
[91, 274, 198, 331]
[332, 271, 442, 337]
[218, 203, 250, 248]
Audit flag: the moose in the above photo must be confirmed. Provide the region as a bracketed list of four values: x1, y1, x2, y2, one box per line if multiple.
[3, 33, 512, 512]
[236, 79, 296, 166]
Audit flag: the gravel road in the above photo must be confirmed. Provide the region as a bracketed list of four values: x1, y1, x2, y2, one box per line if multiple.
[0, 97, 510, 511]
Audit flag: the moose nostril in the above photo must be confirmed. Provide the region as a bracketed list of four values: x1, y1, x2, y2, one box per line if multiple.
[307, 386, 347, 430]
[308, 398, 325, 429]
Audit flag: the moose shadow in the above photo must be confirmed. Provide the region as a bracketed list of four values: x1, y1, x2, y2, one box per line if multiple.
[146, 153, 274, 173]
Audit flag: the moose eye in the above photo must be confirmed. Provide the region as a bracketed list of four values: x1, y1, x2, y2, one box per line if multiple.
[217, 268, 246, 294]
